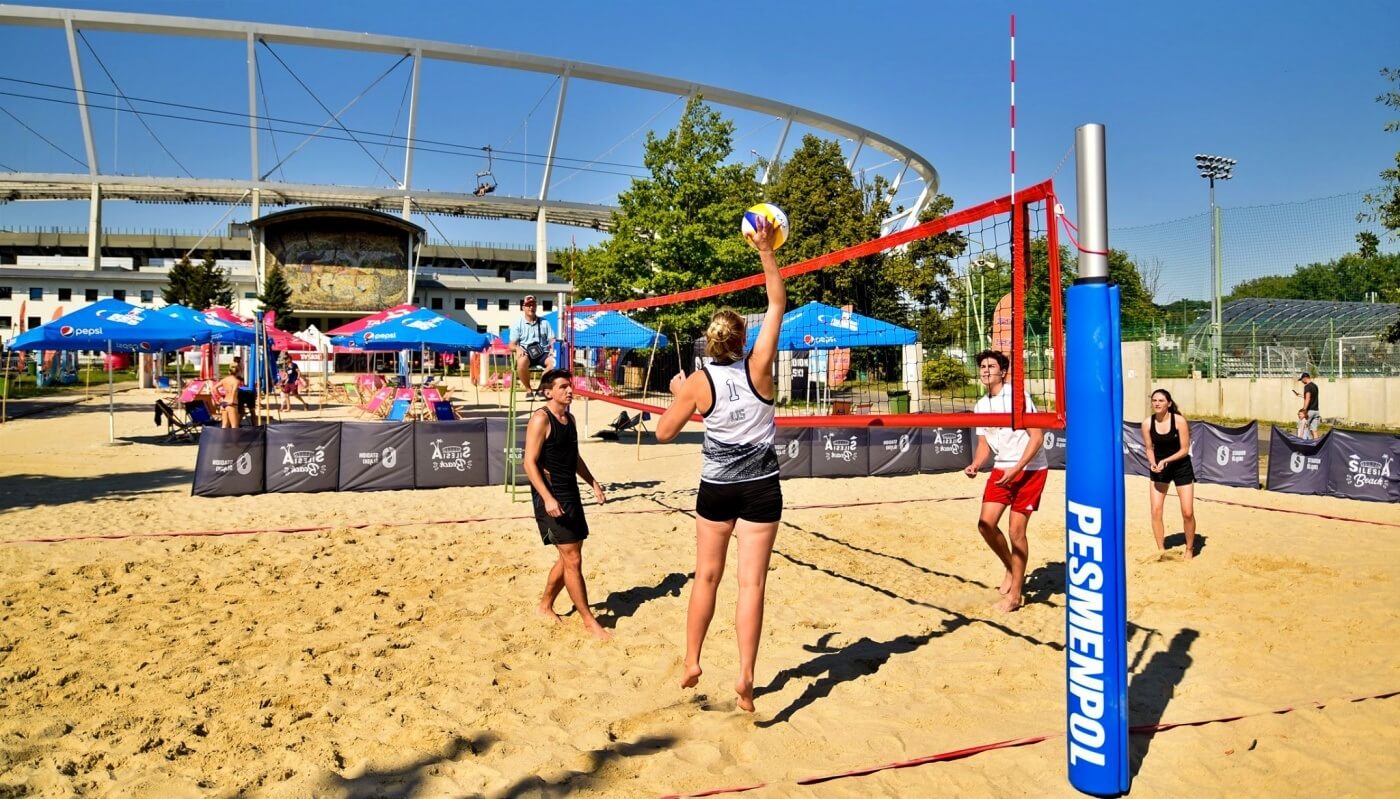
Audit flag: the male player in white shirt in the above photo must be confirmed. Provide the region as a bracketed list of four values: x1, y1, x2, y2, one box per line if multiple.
[964, 349, 1047, 613]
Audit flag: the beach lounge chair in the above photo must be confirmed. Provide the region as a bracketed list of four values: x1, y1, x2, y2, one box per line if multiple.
[155, 375, 176, 395]
[182, 400, 218, 430]
[594, 411, 647, 440]
[357, 386, 394, 419]
[421, 386, 458, 420]
[384, 387, 415, 422]
[154, 399, 198, 442]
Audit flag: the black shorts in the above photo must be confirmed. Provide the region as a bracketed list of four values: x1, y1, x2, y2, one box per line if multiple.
[1151, 458, 1195, 487]
[532, 492, 590, 545]
[696, 475, 783, 524]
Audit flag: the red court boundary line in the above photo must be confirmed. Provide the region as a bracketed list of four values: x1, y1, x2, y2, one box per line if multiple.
[1, 494, 980, 545]
[661, 690, 1400, 798]
[1196, 496, 1400, 528]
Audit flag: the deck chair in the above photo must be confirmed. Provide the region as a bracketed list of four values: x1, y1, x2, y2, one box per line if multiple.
[154, 399, 198, 442]
[421, 386, 458, 420]
[155, 375, 176, 395]
[384, 387, 415, 422]
[595, 411, 647, 440]
[357, 386, 394, 419]
[183, 400, 218, 429]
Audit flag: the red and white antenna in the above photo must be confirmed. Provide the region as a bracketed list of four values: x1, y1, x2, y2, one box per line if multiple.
[1010, 14, 1017, 206]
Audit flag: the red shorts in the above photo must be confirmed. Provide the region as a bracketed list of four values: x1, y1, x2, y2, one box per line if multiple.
[983, 468, 1048, 514]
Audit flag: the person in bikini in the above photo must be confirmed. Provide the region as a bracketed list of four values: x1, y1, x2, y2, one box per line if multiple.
[216, 355, 244, 428]
[523, 368, 610, 641]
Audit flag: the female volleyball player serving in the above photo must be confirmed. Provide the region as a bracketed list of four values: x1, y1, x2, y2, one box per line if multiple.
[656, 213, 785, 713]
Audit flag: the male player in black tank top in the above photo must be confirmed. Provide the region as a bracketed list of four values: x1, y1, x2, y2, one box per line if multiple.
[523, 368, 611, 640]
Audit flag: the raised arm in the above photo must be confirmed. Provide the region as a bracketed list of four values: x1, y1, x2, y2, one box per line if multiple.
[746, 216, 785, 393]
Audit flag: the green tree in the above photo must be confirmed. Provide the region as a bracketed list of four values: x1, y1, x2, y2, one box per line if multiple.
[1360, 67, 1400, 235]
[162, 254, 233, 310]
[765, 134, 890, 316]
[881, 193, 968, 346]
[1357, 230, 1380, 259]
[257, 264, 295, 331]
[571, 96, 761, 338]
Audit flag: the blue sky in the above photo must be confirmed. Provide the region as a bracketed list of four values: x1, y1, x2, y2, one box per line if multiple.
[0, 1, 1396, 300]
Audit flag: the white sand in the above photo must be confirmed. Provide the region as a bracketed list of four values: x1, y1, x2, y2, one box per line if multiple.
[1, 388, 1397, 798]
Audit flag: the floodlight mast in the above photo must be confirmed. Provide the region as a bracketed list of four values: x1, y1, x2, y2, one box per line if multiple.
[1195, 153, 1235, 379]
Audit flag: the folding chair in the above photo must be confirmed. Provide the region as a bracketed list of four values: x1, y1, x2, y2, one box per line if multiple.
[155, 375, 175, 394]
[154, 399, 198, 442]
[421, 386, 459, 420]
[384, 387, 415, 422]
[595, 411, 648, 440]
[183, 400, 219, 430]
[357, 386, 394, 419]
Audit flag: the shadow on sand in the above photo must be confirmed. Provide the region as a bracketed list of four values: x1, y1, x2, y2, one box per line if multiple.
[1128, 628, 1199, 777]
[0, 467, 194, 513]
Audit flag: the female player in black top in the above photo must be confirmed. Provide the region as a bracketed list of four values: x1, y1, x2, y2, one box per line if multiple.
[1141, 388, 1197, 560]
[524, 368, 611, 639]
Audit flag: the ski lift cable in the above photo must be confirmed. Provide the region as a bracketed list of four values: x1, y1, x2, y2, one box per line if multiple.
[0, 89, 648, 180]
[408, 197, 483, 282]
[77, 30, 194, 178]
[375, 60, 414, 188]
[554, 92, 683, 192]
[182, 189, 252, 261]
[0, 75, 648, 172]
[499, 75, 561, 151]
[0, 102, 87, 168]
[254, 47, 288, 183]
[258, 40, 403, 187]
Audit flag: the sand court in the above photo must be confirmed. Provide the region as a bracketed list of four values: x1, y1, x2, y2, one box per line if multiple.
[1, 392, 1397, 797]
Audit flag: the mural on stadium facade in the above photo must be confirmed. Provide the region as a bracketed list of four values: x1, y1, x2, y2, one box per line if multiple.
[264, 227, 410, 312]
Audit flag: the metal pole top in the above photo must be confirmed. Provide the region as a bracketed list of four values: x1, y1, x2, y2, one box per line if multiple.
[1074, 124, 1109, 281]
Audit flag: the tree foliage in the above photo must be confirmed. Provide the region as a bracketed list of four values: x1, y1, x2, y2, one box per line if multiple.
[162, 254, 233, 310]
[1360, 67, 1400, 235]
[257, 264, 295, 331]
[571, 96, 761, 338]
[1226, 252, 1400, 304]
[882, 194, 967, 345]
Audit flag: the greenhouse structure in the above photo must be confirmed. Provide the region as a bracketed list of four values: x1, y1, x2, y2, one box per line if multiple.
[1181, 298, 1400, 378]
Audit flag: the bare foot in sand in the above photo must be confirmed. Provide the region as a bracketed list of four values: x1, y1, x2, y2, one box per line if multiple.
[536, 605, 562, 624]
[992, 594, 1024, 613]
[582, 620, 613, 641]
[998, 571, 1013, 595]
[735, 678, 755, 712]
[680, 663, 702, 689]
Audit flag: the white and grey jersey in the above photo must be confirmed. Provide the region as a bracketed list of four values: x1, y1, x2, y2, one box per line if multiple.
[700, 357, 778, 484]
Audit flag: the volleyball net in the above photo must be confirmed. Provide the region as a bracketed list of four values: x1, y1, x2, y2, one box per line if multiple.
[562, 178, 1066, 430]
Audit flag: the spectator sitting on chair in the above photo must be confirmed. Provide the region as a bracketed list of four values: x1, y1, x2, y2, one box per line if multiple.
[511, 294, 556, 399]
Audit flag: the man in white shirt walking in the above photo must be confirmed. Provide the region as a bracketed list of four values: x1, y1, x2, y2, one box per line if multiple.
[964, 349, 1048, 613]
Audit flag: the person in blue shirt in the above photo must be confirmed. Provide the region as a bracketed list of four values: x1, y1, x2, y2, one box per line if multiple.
[511, 294, 556, 399]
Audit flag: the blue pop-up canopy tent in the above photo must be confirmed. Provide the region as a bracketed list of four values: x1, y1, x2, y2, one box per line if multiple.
[8, 299, 213, 442]
[746, 301, 916, 350]
[542, 300, 669, 349]
[159, 304, 257, 345]
[334, 307, 490, 352]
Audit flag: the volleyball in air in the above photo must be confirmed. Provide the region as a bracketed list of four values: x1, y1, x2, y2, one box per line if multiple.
[741, 203, 789, 250]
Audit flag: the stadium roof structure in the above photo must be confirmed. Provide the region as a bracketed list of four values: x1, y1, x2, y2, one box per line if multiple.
[0, 5, 941, 234]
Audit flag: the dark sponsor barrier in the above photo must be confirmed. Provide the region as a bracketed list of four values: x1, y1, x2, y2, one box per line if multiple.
[868, 428, 921, 476]
[1041, 428, 1068, 470]
[265, 422, 342, 494]
[775, 427, 812, 478]
[485, 417, 528, 487]
[192, 427, 266, 497]
[1265, 427, 1328, 496]
[414, 419, 488, 489]
[339, 423, 416, 492]
[1269, 428, 1399, 503]
[920, 427, 974, 473]
[1189, 421, 1259, 488]
[1121, 422, 1152, 477]
[1325, 430, 1399, 503]
[811, 427, 869, 477]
